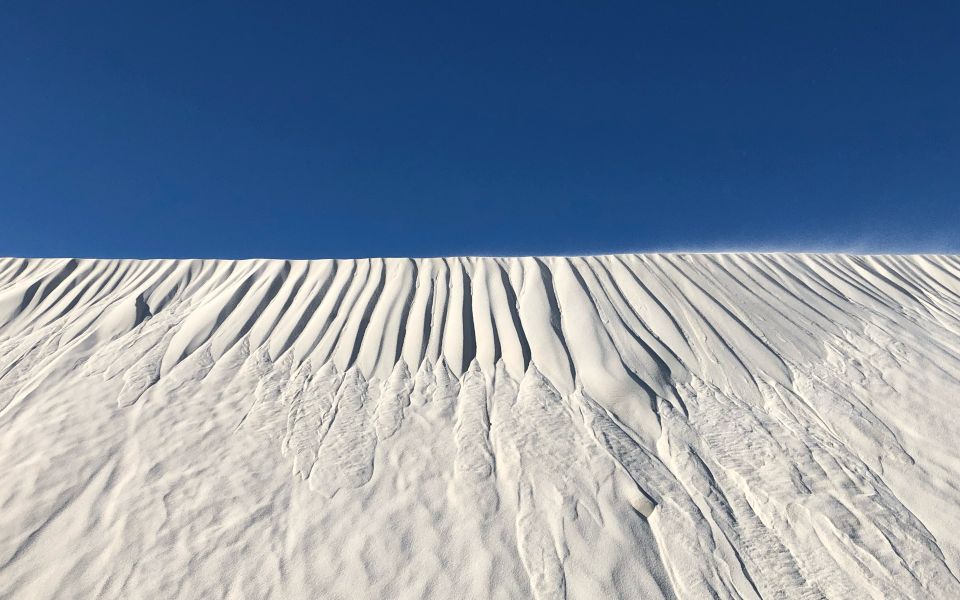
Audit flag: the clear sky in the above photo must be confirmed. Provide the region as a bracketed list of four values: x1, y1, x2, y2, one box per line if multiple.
[1, 2, 957, 258]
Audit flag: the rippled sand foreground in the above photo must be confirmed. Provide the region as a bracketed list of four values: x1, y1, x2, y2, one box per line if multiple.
[1, 254, 959, 599]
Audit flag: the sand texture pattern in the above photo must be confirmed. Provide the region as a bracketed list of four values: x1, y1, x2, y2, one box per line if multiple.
[1, 254, 959, 599]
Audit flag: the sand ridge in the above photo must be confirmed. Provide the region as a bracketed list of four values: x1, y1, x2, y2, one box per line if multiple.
[1, 254, 959, 598]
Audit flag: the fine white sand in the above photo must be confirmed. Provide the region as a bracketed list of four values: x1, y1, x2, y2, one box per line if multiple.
[0, 254, 959, 599]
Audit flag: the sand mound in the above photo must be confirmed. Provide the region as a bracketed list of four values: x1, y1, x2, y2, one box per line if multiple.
[1, 254, 959, 598]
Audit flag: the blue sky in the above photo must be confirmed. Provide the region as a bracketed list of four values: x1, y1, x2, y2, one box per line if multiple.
[1, 2, 957, 258]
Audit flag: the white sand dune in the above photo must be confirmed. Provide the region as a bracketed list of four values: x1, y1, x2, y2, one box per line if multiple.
[1, 254, 959, 599]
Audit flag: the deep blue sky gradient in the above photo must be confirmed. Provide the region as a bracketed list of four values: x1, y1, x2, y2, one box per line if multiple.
[1, 2, 958, 258]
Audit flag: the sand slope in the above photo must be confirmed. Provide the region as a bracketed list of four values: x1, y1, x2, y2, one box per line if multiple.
[1, 254, 959, 599]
